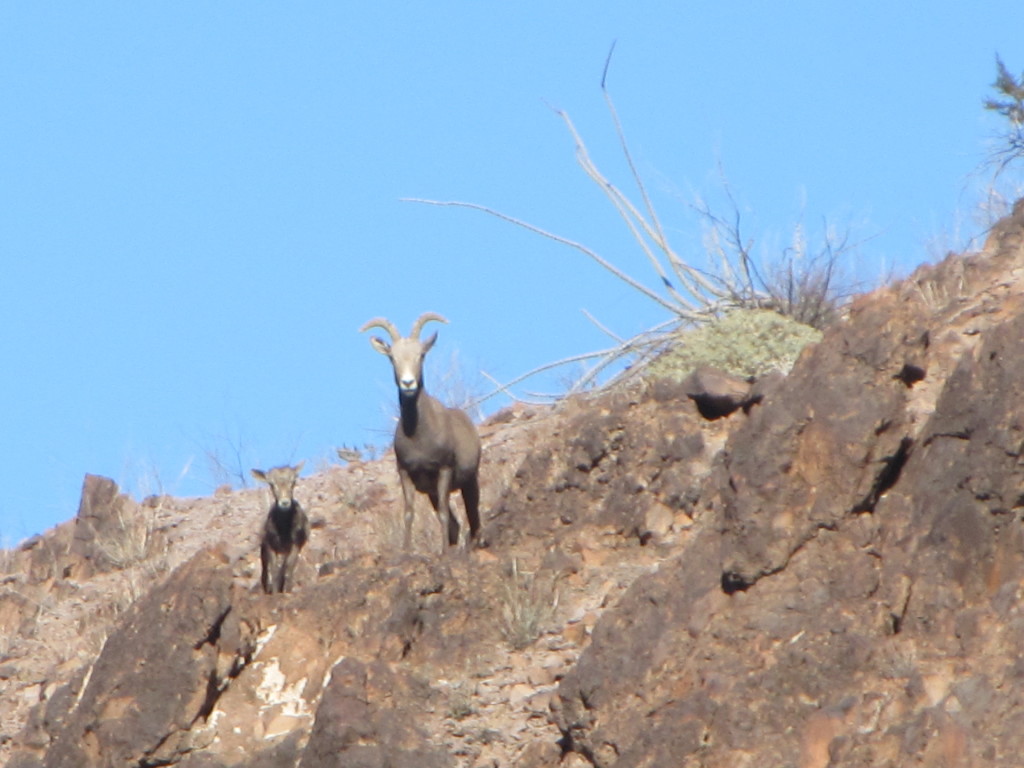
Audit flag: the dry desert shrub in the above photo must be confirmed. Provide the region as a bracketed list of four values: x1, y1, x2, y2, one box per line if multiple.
[498, 559, 560, 650]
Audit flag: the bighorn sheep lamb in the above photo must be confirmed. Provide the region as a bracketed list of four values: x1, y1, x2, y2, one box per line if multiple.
[361, 312, 482, 551]
[251, 462, 309, 594]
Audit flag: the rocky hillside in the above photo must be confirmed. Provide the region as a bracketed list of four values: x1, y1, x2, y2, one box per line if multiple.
[3, 200, 1024, 767]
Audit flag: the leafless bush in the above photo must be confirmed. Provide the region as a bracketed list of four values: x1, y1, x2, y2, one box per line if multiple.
[692, 179, 863, 331]
[335, 445, 364, 464]
[407, 47, 863, 402]
[200, 426, 259, 490]
[0, 539, 16, 575]
[94, 508, 151, 569]
[498, 559, 559, 650]
[335, 443, 383, 465]
[430, 348, 487, 422]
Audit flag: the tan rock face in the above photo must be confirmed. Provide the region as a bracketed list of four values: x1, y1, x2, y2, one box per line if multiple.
[5, 204, 1024, 767]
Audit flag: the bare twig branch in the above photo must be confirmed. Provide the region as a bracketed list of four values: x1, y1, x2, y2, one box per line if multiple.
[551, 106, 722, 308]
[403, 197, 704, 319]
[479, 371, 549, 406]
[581, 308, 624, 343]
[474, 347, 623, 405]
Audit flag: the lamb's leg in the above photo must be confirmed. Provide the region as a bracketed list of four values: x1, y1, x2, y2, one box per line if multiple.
[261, 542, 276, 594]
[282, 547, 298, 593]
[399, 468, 418, 550]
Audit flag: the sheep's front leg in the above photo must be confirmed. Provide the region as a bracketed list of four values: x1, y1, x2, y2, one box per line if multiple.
[436, 466, 460, 548]
[261, 543, 281, 594]
[282, 547, 299, 593]
[399, 467, 418, 550]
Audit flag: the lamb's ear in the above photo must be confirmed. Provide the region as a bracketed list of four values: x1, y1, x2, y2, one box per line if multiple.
[294, 460, 305, 474]
[370, 336, 392, 356]
[251, 469, 266, 482]
[422, 332, 438, 353]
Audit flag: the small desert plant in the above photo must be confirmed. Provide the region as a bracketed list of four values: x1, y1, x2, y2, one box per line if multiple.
[445, 684, 478, 721]
[430, 348, 487, 422]
[984, 55, 1024, 179]
[94, 505, 154, 570]
[0, 537, 17, 575]
[498, 559, 560, 650]
[879, 644, 918, 680]
[201, 425, 263, 490]
[695, 190, 856, 331]
[335, 443, 383, 465]
[371, 496, 408, 553]
[335, 445, 364, 464]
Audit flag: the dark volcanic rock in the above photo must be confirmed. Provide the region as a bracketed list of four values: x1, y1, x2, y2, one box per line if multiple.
[40, 548, 255, 768]
[299, 658, 451, 768]
[69, 474, 151, 577]
[8, 545, 532, 767]
[553, 203, 1024, 766]
[709, 281, 931, 591]
[680, 365, 754, 420]
[485, 383, 733, 551]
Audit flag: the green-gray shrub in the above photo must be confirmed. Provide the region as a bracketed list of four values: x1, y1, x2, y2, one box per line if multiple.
[643, 309, 822, 381]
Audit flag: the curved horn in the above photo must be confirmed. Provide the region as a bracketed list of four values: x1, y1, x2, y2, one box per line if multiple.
[410, 312, 449, 339]
[359, 317, 401, 341]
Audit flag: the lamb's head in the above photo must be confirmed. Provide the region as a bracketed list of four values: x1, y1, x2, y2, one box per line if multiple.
[251, 462, 304, 510]
[361, 312, 448, 399]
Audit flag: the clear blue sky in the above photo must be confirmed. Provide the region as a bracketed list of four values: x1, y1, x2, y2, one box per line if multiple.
[2, 3, 1022, 543]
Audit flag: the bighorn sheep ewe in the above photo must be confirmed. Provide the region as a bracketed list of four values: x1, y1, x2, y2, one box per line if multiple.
[361, 312, 482, 551]
[251, 462, 309, 594]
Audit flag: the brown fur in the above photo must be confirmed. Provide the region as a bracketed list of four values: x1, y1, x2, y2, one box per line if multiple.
[251, 463, 309, 593]
[362, 313, 482, 550]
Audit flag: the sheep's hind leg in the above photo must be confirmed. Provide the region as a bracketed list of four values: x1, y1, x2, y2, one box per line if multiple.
[435, 467, 460, 548]
[461, 477, 481, 546]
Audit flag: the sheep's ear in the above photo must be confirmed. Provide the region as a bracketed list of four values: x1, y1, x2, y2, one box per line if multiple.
[422, 332, 438, 353]
[294, 460, 305, 474]
[251, 469, 266, 482]
[370, 336, 391, 356]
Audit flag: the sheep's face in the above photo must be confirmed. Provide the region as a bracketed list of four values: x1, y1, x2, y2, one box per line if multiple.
[372, 333, 437, 399]
[251, 463, 304, 509]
